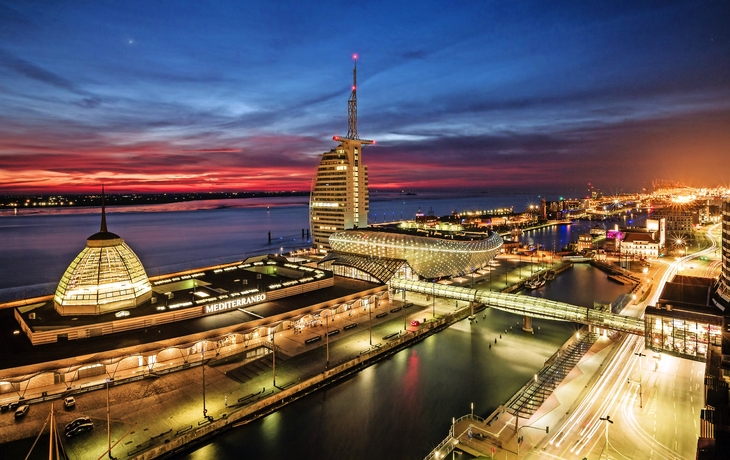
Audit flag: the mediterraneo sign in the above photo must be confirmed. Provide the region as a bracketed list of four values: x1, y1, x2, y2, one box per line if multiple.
[204, 293, 267, 314]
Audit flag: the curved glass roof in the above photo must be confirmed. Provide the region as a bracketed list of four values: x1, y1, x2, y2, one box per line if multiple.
[329, 230, 503, 279]
[54, 238, 151, 314]
[390, 277, 645, 335]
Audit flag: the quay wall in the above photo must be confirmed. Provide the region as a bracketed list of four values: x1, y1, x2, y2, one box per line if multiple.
[129, 308, 473, 460]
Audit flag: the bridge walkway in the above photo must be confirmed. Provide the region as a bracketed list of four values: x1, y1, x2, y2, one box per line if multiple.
[389, 278, 645, 335]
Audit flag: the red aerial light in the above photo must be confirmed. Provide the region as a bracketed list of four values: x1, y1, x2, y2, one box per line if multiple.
[372, 140, 376, 145]
[353, 53, 358, 60]
[333, 136, 340, 141]
[352, 86, 356, 90]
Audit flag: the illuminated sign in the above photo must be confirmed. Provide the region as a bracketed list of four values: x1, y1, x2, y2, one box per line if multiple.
[204, 293, 266, 314]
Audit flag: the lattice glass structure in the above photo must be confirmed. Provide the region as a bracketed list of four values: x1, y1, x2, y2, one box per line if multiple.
[54, 233, 152, 315]
[329, 230, 503, 279]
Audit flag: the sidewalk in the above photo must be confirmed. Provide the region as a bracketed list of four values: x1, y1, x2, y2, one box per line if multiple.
[441, 334, 620, 459]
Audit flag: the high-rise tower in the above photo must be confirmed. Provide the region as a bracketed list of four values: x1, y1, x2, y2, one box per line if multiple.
[310, 55, 374, 253]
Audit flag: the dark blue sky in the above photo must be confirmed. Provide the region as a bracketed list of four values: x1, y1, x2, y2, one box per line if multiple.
[1, 1, 729, 195]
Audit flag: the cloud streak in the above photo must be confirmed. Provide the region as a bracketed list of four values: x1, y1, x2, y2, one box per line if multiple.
[0, 1, 729, 195]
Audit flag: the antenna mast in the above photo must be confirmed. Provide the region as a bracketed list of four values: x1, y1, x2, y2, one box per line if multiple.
[100, 185, 108, 233]
[347, 54, 358, 139]
[333, 54, 373, 145]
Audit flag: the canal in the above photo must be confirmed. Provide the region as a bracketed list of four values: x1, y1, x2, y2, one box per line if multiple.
[179, 262, 630, 460]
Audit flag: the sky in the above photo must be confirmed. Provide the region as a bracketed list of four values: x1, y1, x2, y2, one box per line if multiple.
[1, 0, 729, 196]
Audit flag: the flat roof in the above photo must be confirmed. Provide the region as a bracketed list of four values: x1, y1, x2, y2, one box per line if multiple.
[0, 276, 379, 371]
[366, 224, 496, 241]
[649, 275, 725, 322]
[17, 254, 332, 332]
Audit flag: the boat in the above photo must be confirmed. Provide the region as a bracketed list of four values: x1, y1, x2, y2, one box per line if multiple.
[526, 275, 546, 289]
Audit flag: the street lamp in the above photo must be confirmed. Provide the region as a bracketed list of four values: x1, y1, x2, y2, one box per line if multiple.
[599, 415, 613, 456]
[432, 282, 436, 319]
[517, 425, 550, 456]
[201, 343, 209, 420]
[271, 328, 277, 387]
[106, 378, 115, 459]
[369, 299, 373, 346]
[530, 253, 534, 275]
[633, 352, 646, 408]
[324, 311, 330, 367]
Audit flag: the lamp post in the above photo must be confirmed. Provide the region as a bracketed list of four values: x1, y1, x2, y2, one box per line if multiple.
[106, 378, 114, 459]
[271, 328, 277, 387]
[634, 351, 645, 408]
[530, 253, 534, 275]
[325, 311, 330, 367]
[403, 298, 407, 331]
[599, 415, 613, 456]
[201, 343, 208, 420]
[432, 282, 436, 319]
[489, 264, 492, 291]
[517, 425, 550, 456]
[369, 299, 373, 346]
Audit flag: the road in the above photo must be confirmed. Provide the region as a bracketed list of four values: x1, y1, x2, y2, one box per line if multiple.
[532, 223, 721, 459]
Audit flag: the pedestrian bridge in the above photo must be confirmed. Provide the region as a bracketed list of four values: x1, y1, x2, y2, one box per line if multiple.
[389, 278, 645, 336]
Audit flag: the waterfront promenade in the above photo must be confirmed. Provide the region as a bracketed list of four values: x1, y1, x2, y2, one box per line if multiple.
[1, 253, 639, 459]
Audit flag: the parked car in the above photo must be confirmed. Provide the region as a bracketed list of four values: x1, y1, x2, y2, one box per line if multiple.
[410, 320, 420, 327]
[63, 396, 76, 409]
[65, 416, 92, 433]
[66, 422, 93, 438]
[14, 405, 30, 418]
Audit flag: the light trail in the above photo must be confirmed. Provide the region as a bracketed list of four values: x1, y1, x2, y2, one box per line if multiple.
[545, 225, 720, 458]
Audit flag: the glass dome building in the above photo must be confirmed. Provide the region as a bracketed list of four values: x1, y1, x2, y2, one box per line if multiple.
[53, 197, 152, 316]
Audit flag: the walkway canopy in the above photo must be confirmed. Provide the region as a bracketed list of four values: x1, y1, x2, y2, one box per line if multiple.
[389, 278, 645, 335]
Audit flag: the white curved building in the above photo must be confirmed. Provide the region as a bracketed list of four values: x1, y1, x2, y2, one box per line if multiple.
[328, 229, 503, 279]
[54, 202, 151, 316]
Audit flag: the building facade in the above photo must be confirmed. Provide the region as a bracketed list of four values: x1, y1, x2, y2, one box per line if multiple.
[310, 138, 369, 253]
[619, 232, 660, 258]
[310, 58, 373, 253]
[718, 200, 730, 303]
[328, 228, 503, 279]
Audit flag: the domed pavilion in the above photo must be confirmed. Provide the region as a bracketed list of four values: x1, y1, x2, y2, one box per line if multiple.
[53, 191, 152, 316]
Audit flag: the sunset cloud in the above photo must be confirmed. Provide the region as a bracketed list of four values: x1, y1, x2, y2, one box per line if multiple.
[0, 1, 728, 195]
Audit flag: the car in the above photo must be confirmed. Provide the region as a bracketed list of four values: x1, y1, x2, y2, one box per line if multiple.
[65, 416, 92, 433]
[63, 396, 76, 409]
[66, 422, 94, 438]
[14, 405, 30, 418]
[410, 320, 420, 327]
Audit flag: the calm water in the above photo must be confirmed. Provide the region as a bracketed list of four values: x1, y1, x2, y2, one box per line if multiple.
[0, 194, 630, 459]
[179, 264, 628, 460]
[0, 192, 540, 294]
